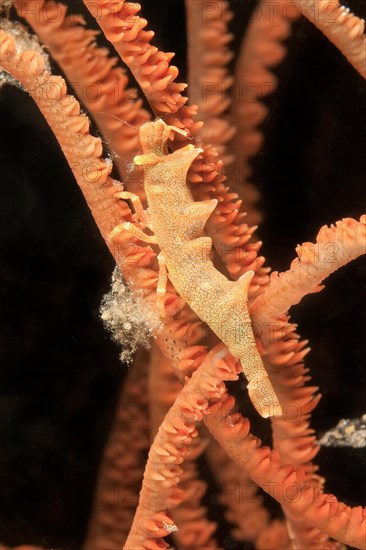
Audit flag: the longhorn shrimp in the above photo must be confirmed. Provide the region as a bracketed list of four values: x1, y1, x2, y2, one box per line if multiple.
[110, 119, 282, 418]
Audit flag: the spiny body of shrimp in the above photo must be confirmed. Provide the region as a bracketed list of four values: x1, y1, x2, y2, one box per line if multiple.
[128, 119, 282, 418]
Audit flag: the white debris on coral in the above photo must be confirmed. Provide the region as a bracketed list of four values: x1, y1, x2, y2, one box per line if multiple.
[100, 267, 162, 364]
[320, 414, 366, 448]
[0, 17, 51, 88]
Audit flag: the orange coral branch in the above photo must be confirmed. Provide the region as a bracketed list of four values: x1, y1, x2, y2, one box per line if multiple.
[231, 0, 296, 168]
[124, 345, 240, 549]
[251, 216, 366, 547]
[294, 0, 366, 78]
[84, 350, 150, 549]
[2, 6, 365, 547]
[205, 438, 272, 544]
[81, 0, 199, 134]
[149, 344, 218, 549]
[0, 27, 209, 384]
[252, 216, 366, 333]
[14, 0, 150, 181]
[205, 399, 366, 549]
[185, 0, 235, 163]
[79, 0, 268, 299]
[229, 0, 299, 227]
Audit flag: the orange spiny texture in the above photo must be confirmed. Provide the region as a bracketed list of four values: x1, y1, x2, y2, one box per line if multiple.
[294, 0, 366, 78]
[125, 345, 241, 549]
[228, 0, 300, 227]
[14, 0, 151, 179]
[205, 396, 366, 549]
[250, 216, 366, 546]
[148, 344, 218, 549]
[82, 0, 194, 121]
[185, 0, 235, 164]
[81, 0, 269, 297]
[83, 351, 150, 549]
[0, 27, 206, 381]
[1, 1, 366, 549]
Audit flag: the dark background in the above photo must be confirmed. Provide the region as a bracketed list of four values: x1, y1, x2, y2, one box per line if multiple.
[0, 0, 365, 548]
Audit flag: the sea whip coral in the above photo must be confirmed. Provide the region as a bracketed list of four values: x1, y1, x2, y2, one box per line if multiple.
[0, 0, 365, 549]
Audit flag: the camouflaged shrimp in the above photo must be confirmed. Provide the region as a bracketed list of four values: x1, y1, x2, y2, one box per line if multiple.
[110, 119, 282, 418]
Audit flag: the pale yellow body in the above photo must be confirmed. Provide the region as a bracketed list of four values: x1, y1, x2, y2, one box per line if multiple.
[134, 120, 282, 418]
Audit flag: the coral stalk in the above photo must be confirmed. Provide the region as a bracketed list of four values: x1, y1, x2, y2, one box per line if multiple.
[13, 0, 151, 181]
[124, 345, 240, 549]
[294, 0, 366, 78]
[205, 401, 366, 549]
[83, 351, 150, 549]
